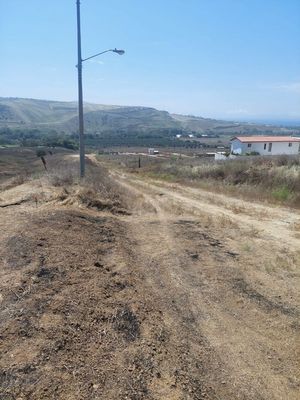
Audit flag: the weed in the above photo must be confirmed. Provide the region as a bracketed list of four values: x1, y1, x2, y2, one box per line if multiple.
[241, 243, 251, 252]
[231, 204, 246, 214]
[248, 226, 260, 237]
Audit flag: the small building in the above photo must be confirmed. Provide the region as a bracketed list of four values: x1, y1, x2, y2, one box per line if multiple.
[231, 136, 300, 155]
[148, 148, 159, 155]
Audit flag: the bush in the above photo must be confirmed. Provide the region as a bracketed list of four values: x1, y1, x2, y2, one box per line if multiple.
[36, 149, 47, 157]
[272, 187, 291, 201]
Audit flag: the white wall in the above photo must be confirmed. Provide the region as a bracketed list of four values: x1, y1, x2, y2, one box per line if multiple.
[215, 153, 227, 160]
[231, 139, 243, 154]
[231, 139, 300, 155]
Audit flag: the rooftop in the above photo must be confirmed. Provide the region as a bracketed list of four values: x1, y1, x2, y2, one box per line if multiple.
[232, 136, 300, 143]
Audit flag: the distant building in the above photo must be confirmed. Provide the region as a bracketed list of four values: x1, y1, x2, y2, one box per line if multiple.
[148, 148, 159, 155]
[231, 136, 300, 155]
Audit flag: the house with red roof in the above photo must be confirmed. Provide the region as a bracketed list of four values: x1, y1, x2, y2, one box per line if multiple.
[230, 136, 300, 156]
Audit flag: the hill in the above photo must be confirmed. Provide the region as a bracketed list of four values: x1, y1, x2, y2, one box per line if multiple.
[171, 113, 300, 135]
[0, 98, 180, 134]
[0, 97, 299, 137]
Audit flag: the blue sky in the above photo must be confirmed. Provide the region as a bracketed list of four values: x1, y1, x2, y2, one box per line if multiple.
[1, 0, 300, 122]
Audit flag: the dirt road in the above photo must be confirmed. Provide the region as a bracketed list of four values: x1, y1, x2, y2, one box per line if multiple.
[112, 170, 300, 399]
[0, 155, 299, 399]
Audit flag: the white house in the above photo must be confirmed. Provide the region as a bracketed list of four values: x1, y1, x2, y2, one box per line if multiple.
[231, 136, 300, 156]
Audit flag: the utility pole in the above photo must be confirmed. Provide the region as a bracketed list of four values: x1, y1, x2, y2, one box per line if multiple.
[75, 1, 124, 178]
[76, 0, 85, 178]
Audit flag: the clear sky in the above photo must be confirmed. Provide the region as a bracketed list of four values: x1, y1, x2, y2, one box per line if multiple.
[1, 0, 300, 122]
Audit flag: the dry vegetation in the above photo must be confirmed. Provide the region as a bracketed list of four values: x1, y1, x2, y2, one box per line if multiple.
[102, 153, 300, 207]
[45, 156, 130, 213]
[0, 149, 131, 214]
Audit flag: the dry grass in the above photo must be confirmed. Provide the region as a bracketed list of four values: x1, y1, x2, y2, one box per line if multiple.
[44, 157, 132, 213]
[129, 154, 300, 207]
[0, 174, 30, 192]
[0, 149, 135, 215]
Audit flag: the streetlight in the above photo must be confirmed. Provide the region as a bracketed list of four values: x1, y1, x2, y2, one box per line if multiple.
[76, 0, 125, 178]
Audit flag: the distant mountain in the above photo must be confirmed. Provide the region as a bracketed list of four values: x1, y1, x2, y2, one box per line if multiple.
[0, 97, 299, 137]
[171, 114, 300, 135]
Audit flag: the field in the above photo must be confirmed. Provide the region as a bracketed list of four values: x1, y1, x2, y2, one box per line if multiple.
[0, 148, 300, 400]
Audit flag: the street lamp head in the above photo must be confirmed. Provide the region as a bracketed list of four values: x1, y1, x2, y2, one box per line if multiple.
[112, 48, 125, 55]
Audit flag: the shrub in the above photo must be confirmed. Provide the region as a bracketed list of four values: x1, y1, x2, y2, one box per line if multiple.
[272, 187, 291, 201]
[36, 149, 47, 158]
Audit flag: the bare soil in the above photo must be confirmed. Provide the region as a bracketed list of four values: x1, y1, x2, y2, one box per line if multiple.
[0, 151, 299, 399]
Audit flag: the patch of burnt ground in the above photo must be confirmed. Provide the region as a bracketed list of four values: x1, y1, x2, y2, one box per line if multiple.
[0, 203, 228, 400]
[173, 219, 239, 264]
[233, 277, 299, 317]
[1, 208, 216, 400]
[5, 235, 34, 269]
[0, 209, 138, 399]
[112, 306, 140, 341]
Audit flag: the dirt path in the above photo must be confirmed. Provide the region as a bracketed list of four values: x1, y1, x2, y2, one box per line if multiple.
[114, 172, 300, 250]
[111, 170, 300, 399]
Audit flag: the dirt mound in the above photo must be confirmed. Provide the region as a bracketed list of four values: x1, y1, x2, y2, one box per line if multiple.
[56, 187, 130, 215]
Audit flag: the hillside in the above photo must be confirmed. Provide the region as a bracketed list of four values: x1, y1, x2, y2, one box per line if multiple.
[0, 98, 181, 135]
[63, 106, 180, 134]
[0, 97, 299, 137]
[171, 113, 299, 135]
[0, 98, 127, 127]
